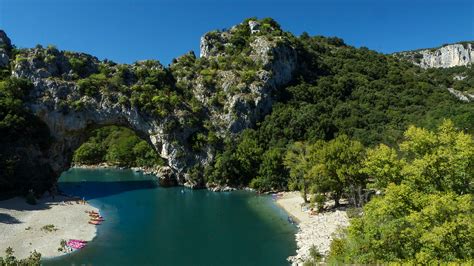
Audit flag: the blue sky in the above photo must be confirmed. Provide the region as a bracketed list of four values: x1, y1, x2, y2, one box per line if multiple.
[1, 0, 473, 65]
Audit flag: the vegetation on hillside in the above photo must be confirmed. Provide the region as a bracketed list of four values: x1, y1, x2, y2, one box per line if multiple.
[73, 126, 164, 168]
[205, 31, 473, 191]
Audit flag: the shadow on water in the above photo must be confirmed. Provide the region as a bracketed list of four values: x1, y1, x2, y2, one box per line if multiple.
[59, 180, 158, 200]
[0, 213, 22, 224]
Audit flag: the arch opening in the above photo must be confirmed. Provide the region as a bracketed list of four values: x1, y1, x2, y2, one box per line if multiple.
[71, 125, 165, 169]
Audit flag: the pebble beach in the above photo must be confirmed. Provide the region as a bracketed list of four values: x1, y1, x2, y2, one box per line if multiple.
[275, 191, 349, 265]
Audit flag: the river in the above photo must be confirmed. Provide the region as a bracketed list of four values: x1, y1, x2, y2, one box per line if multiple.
[43, 168, 297, 266]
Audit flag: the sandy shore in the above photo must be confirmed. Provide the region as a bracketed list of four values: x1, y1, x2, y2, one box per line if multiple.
[275, 191, 349, 265]
[0, 195, 99, 259]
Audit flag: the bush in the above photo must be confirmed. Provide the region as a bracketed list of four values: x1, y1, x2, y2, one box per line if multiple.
[77, 73, 108, 96]
[0, 247, 41, 265]
[312, 194, 326, 212]
[303, 245, 323, 265]
[41, 224, 58, 232]
[69, 57, 88, 77]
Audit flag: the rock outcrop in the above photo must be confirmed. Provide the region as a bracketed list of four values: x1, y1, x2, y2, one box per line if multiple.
[3, 19, 298, 191]
[0, 30, 11, 68]
[395, 42, 474, 68]
[196, 20, 297, 135]
[447, 87, 474, 102]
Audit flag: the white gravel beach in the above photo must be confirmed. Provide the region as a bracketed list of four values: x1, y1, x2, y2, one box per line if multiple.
[276, 191, 349, 265]
[0, 195, 99, 259]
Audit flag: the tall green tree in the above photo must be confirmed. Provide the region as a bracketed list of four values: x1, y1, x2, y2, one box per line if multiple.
[307, 135, 366, 207]
[284, 141, 313, 202]
[251, 147, 287, 192]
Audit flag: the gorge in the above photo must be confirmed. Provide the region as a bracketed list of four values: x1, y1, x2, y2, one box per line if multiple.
[0, 17, 473, 265]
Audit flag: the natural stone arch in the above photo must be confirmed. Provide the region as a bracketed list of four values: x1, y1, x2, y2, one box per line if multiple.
[22, 76, 191, 186]
[5, 19, 298, 193]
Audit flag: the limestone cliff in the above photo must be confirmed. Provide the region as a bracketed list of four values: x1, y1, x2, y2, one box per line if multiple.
[0, 30, 11, 68]
[2, 19, 297, 192]
[395, 42, 474, 68]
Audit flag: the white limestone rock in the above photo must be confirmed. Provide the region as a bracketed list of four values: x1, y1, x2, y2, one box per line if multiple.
[396, 42, 474, 68]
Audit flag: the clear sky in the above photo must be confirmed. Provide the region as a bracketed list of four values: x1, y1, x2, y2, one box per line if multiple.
[1, 0, 473, 65]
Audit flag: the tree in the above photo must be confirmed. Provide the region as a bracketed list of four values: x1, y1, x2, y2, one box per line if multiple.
[361, 144, 403, 190]
[133, 140, 162, 167]
[73, 142, 104, 165]
[284, 141, 313, 202]
[251, 147, 287, 192]
[329, 121, 474, 264]
[105, 135, 140, 166]
[234, 130, 263, 184]
[400, 120, 473, 194]
[307, 135, 366, 207]
[333, 184, 474, 264]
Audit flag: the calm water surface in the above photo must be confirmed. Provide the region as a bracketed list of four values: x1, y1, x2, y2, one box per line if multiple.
[44, 168, 297, 266]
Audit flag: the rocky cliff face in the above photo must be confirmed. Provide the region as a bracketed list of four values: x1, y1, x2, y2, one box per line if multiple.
[196, 20, 297, 135]
[0, 30, 11, 68]
[3, 19, 297, 191]
[396, 42, 474, 68]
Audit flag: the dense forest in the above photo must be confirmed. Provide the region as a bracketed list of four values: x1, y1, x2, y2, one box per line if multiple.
[202, 28, 473, 191]
[0, 18, 473, 263]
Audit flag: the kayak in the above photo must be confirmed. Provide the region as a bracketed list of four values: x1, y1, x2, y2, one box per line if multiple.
[66, 240, 87, 249]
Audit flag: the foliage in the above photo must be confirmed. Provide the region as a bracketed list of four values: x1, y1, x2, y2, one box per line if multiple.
[361, 144, 403, 190]
[284, 136, 367, 206]
[399, 120, 473, 194]
[73, 142, 105, 165]
[0, 76, 52, 197]
[73, 126, 163, 168]
[308, 135, 366, 207]
[283, 142, 313, 202]
[0, 248, 41, 266]
[206, 129, 263, 186]
[251, 147, 287, 192]
[303, 245, 323, 265]
[77, 73, 108, 96]
[207, 28, 473, 190]
[328, 122, 474, 264]
[68, 56, 88, 77]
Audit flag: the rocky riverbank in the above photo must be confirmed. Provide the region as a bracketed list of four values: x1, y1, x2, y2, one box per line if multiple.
[72, 164, 244, 192]
[275, 192, 349, 265]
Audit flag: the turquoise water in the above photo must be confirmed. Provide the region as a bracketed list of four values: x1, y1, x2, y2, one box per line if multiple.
[44, 168, 297, 266]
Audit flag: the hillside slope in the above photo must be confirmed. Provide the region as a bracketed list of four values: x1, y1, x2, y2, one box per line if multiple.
[0, 18, 472, 196]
